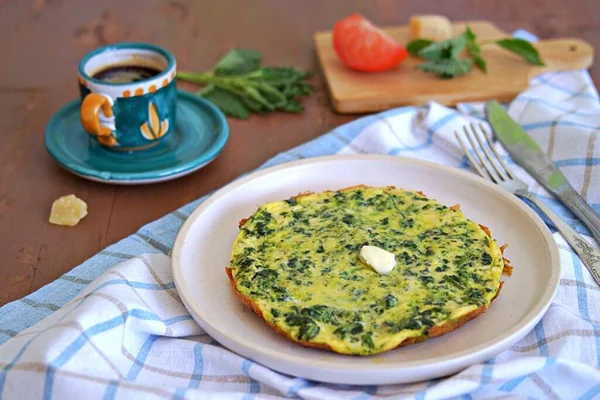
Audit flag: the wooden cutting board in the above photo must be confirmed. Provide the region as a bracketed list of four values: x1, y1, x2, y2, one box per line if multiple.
[314, 21, 594, 114]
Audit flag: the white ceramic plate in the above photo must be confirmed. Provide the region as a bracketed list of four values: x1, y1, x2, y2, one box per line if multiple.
[172, 155, 560, 385]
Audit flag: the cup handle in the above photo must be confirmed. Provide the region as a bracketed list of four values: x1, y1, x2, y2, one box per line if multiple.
[80, 93, 117, 146]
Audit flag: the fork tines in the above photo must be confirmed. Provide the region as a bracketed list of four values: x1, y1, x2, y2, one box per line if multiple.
[455, 123, 514, 184]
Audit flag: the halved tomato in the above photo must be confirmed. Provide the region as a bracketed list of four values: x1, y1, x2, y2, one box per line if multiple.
[332, 14, 408, 72]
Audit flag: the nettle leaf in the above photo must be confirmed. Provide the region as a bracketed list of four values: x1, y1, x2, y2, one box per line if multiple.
[215, 49, 262, 75]
[241, 95, 268, 113]
[407, 26, 544, 79]
[256, 81, 287, 105]
[464, 26, 487, 72]
[280, 84, 300, 98]
[471, 51, 487, 72]
[449, 35, 468, 59]
[243, 86, 275, 110]
[257, 67, 311, 83]
[296, 82, 314, 96]
[279, 99, 304, 113]
[464, 25, 477, 42]
[178, 49, 314, 118]
[416, 59, 473, 79]
[419, 35, 467, 61]
[197, 84, 216, 97]
[407, 39, 434, 57]
[199, 85, 250, 119]
[496, 38, 545, 66]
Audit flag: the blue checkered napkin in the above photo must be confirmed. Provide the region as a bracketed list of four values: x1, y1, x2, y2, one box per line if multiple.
[1, 48, 600, 400]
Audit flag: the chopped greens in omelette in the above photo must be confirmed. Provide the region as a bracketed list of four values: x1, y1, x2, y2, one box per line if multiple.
[226, 186, 506, 356]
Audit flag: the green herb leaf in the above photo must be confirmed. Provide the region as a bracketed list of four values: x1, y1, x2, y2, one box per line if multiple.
[416, 59, 473, 79]
[464, 25, 476, 42]
[243, 86, 275, 110]
[406, 39, 434, 56]
[178, 49, 313, 119]
[198, 85, 250, 119]
[215, 49, 262, 75]
[496, 38, 545, 66]
[464, 26, 487, 72]
[279, 99, 304, 113]
[241, 95, 268, 113]
[472, 52, 487, 72]
[419, 35, 467, 61]
[255, 66, 312, 83]
[401, 27, 544, 80]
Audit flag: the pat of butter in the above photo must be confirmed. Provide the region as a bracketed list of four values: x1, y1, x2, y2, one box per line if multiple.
[360, 245, 396, 275]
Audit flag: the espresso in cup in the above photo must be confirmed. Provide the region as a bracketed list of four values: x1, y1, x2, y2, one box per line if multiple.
[92, 64, 163, 84]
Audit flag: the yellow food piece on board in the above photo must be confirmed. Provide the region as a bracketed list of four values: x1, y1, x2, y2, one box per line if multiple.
[49, 194, 88, 226]
[410, 15, 452, 41]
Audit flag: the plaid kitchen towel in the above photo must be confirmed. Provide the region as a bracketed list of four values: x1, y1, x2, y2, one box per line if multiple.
[1, 36, 600, 399]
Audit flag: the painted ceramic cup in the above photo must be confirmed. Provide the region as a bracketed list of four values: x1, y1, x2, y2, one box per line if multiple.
[78, 43, 177, 151]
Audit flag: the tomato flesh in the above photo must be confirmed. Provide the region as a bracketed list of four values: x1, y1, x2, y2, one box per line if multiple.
[332, 14, 407, 72]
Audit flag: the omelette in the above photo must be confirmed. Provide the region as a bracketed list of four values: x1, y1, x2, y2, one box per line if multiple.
[226, 186, 511, 356]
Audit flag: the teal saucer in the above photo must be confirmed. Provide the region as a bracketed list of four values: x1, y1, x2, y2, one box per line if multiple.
[45, 90, 229, 184]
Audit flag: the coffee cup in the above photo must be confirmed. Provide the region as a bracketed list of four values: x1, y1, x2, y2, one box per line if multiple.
[78, 43, 177, 151]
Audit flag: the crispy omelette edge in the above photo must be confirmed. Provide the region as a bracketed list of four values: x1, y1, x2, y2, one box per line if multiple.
[225, 185, 509, 356]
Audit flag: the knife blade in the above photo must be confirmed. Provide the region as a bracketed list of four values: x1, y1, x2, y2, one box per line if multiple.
[485, 100, 600, 245]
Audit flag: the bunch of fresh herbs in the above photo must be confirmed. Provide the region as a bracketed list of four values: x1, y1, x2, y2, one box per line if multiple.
[177, 49, 314, 119]
[407, 27, 545, 79]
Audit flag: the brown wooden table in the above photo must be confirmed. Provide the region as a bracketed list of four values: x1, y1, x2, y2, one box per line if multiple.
[1, 0, 598, 306]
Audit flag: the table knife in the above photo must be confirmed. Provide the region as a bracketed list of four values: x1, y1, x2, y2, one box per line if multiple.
[485, 100, 600, 246]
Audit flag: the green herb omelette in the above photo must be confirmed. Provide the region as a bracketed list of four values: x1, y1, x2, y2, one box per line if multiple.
[226, 186, 509, 356]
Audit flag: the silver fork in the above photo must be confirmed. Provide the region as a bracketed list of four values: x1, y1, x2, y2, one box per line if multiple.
[456, 123, 600, 286]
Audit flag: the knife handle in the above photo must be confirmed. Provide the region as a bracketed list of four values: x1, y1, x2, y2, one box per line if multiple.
[557, 187, 600, 246]
[525, 193, 600, 286]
